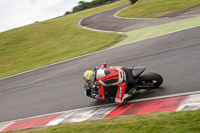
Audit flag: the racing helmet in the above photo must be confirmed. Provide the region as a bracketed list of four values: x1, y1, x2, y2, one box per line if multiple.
[83, 70, 95, 84]
[83, 70, 95, 90]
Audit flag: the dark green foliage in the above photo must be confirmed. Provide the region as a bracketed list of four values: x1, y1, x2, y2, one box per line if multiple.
[65, 11, 71, 15]
[65, 0, 116, 15]
[129, 0, 138, 4]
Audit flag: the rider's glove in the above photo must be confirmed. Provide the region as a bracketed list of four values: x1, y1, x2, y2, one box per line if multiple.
[100, 63, 107, 68]
[93, 63, 107, 71]
[90, 94, 98, 100]
[93, 66, 99, 71]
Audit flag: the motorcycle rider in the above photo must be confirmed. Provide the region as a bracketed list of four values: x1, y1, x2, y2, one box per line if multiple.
[83, 63, 137, 105]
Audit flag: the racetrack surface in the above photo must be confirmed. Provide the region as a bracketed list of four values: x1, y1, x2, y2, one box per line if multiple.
[81, 4, 200, 32]
[1, 4, 200, 123]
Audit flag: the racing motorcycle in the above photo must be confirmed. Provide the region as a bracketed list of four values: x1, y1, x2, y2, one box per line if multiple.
[88, 65, 163, 99]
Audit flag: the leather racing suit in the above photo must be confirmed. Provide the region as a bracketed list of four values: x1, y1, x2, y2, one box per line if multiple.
[94, 63, 131, 105]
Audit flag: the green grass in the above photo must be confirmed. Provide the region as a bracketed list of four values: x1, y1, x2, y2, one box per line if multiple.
[1, 0, 200, 79]
[118, 0, 200, 18]
[113, 16, 200, 47]
[6, 109, 200, 133]
[0, 0, 129, 79]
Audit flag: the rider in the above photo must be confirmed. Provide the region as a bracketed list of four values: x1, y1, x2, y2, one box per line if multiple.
[83, 63, 136, 105]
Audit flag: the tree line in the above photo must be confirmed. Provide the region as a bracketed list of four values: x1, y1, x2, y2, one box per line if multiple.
[65, 0, 117, 15]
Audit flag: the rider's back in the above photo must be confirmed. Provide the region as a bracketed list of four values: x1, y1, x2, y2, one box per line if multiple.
[96, 67, 124, 86]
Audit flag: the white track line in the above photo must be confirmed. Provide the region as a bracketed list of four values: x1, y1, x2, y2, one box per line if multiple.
[0, 91, 200, 125]
[1, 3, 200, 81]
[1, 23, 199, 81]
[46, 112, 74, 126]
[176, 94, 200, 111]
[128, 91, 200, 103]
[77, 17, 123, 34]
[113, 3, 200, 19]
[113, 4, 152, 20]
[0, 121, 15, 132]
[68, 109, 101, 123]
[1, 3, 200, 129]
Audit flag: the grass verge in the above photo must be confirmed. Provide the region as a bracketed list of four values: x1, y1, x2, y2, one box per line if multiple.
[118, 0, 200, 18]
[6, 109, 200, 133]
[0, 0, 129, 79]
[113, 16, 200, 47]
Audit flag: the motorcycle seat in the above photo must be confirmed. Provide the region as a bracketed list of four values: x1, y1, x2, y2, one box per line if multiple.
[132, 66, 146, 78]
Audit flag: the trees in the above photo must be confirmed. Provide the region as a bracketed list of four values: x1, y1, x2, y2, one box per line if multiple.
[129, 0, 138, 4]
[73, 1, 90, 13]
[65, 0, 116, 15]
[65, 11, 71, 15]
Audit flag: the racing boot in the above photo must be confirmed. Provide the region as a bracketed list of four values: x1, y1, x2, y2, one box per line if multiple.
[128, 88, 137, 97]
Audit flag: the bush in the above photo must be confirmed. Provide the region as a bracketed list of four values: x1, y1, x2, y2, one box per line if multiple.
[65, 0, 116, 15]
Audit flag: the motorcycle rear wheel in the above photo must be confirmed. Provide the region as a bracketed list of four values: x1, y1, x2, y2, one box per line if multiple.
[139, 72, 163, 88]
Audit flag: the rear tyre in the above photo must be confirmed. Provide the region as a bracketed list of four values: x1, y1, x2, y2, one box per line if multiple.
[139, 72, 163, 88]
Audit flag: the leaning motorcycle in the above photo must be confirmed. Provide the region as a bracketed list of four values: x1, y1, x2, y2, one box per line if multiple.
[85, 65, 163, 102]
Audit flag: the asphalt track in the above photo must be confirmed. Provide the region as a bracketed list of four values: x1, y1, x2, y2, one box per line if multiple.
[0, 4, 200, 123]
[81, 4, 200, 32]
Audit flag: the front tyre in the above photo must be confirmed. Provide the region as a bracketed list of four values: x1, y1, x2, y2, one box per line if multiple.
[139, 72, 163, 88]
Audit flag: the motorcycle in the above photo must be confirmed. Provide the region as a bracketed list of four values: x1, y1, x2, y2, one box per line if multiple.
[86, 65, 163, 101]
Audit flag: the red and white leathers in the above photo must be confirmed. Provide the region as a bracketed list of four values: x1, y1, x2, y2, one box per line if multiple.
[95, 63, 129, 105]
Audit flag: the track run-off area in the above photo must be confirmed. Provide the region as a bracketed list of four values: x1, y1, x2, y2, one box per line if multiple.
[0, 2, 200, 130]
